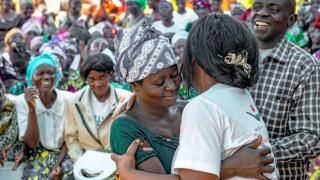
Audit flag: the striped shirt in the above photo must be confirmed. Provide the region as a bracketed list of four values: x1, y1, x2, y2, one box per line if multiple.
[249, 37, 320, 179]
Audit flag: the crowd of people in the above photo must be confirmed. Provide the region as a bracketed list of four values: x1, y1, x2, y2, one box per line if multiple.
[0, 0, 319, 179]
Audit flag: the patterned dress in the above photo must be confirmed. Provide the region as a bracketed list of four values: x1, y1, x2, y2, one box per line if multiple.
[0, 97, 22, 162]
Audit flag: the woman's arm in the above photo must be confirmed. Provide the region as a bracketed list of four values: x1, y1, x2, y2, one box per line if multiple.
[57, 143, 67, 165]
[113, 138, 275, 180]
[64, 98, 83, 162]
[112, 140, 178, 180]
[220, 136, 274, 179]
[112, 140, 217, 180]
[23, 88, 40, 148]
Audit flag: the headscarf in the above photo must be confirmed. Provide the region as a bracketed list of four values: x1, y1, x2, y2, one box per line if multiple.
[126, 0, 147, 10]
[30, 36, 45, 50]
[26, 53, 60, 87]
[89, 21, 113, 36]
[4, 28, 26, 47]
[39, 43, 67, 60]
[114, 26, 176, 82]
[39, 43, 64, 80]
[21, 19, 42, 35]
[193, 0, 211, 10]
[59, 40, 78, 54]
[171, 31, 189, 46]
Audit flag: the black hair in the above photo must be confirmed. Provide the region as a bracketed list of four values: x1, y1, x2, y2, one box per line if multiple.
[80, 53, 115, 79]
[181, 13, 259, 91]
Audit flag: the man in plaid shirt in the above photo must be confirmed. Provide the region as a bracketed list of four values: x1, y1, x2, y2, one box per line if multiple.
[250, 0, 320, 179]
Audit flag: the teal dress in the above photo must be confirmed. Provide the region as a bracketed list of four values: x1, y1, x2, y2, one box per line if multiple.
[110, 115, 179, 174]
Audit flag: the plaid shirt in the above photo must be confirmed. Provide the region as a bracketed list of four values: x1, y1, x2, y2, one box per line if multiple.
[249, 37, 320, 179]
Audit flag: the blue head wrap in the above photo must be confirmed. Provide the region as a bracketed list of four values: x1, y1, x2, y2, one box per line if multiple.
[26, 53, 60, 87]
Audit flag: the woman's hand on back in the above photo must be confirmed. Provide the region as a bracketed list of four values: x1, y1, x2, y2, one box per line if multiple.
[220, 136, 275, 180]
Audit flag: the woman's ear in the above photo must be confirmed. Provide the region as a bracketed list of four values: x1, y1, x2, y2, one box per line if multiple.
[130, 82, 141, 93]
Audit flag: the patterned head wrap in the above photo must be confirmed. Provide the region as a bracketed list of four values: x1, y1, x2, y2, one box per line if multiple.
[126, 0, 147, 10]
[26, 53, 60, 87]
[114, 26, 176, 82]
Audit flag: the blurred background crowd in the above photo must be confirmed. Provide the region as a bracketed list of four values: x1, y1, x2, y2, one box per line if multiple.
[0, 0, 320, 179]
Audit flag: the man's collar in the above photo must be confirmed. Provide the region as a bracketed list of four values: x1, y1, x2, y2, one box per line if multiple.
[270, 37, 290, 63]
[261, 37, 290, 63]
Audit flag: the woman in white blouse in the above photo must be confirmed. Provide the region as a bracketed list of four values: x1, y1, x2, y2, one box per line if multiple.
[15, 53, 73, 179]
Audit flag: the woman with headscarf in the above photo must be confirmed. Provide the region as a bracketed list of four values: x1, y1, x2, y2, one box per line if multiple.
[0, 28, 31, 95]
[110, 26, 274, 177]
[20, 0, 43, 46]
[0, 0, 23, 49]
[39, 42, 70, 87]
[64, 53, 131, 164]
[123, 0, 149, 29]
[15, 53, 73, 179]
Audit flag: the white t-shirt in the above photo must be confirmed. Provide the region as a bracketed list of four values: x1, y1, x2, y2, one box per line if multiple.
[173, 9, 198, 30]
[172, 83, 279, 179]
[16, 89, 72, 150]
[152, 21, 180, 35]
[90, 91, 113, 129]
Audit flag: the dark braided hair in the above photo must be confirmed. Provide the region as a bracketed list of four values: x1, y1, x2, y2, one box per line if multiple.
[181, 13, 259, 92]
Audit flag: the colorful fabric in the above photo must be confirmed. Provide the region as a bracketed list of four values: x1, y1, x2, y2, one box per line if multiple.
[126, 0, 147, 10]
[178, 83, 198, 100]
[61, 71, 86, 93]
[0, 97, 22, 161]
[114, 26, 176, 82]
[308, 156, 320, 180]
[26, 53, 60, 87]
[8, 81, 25, 95]
[286, 23, 308, 48]
[23, 146, 73, 180]
[111, 115, 179, 174]
[193, 0, 211, 10]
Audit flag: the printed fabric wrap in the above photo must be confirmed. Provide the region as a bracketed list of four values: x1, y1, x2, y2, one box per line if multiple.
[114, 26, 176, 83]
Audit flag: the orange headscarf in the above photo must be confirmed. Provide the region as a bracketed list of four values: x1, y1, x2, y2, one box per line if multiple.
[4, 28, 26, 47]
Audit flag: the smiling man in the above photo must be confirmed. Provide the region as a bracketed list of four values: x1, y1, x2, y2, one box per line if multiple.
[249, 0, 320, 179]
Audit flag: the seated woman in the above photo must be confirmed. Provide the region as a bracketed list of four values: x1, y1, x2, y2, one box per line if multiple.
[15, 53, 73, 179]
[110, 25, 275, 178]
[64, 53, 131, 163]
[0, 80, 24, 177]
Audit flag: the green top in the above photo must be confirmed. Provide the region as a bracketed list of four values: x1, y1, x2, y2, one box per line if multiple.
[110, 115, 179, 174]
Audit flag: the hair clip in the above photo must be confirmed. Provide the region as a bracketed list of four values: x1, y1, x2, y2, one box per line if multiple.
[220, 51, 251, 78]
